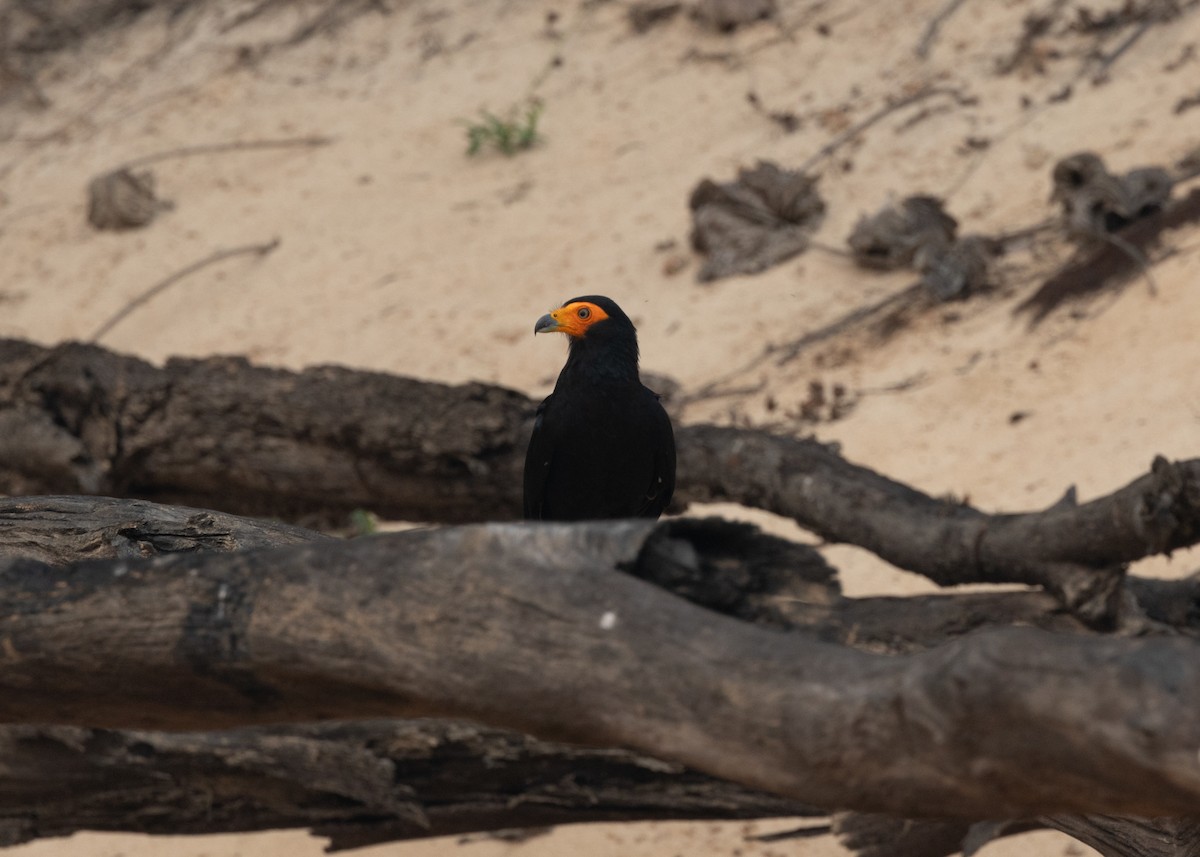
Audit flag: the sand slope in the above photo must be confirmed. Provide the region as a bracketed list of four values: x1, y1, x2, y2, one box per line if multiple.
[3, 0, 1199, 853]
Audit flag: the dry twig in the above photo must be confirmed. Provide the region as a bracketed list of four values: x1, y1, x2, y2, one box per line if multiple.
[798, 87, 974, 173]
[118, 136, 333, 171]
[89, 239, 280, 343]
[915, 0, 973, 59]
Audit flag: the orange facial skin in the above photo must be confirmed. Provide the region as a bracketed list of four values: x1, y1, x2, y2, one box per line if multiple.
[533, 301, 611, 338]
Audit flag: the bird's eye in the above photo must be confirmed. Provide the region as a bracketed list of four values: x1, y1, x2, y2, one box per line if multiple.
[577, 307, 591, 320]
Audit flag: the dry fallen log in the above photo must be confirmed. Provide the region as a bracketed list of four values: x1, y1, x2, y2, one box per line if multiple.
[4, 516, 1200, 821]
[0, 495, 328, 564]
[0, 338, 532, 524]
[0, 720, 812, 851]
[680, 426, 1200, 622]
[0, 498, 817, 849]
[2, 338, 1199, 621]
[0, 496, 1096, 647]
[1, 497, 1197, 856]
[833, 812, 1200, 857]
[1043, 815, 1200, 857]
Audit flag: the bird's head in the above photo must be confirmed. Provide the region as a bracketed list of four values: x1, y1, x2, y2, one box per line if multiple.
[533, 295, 634, 340]
[534, 295, 640, 377]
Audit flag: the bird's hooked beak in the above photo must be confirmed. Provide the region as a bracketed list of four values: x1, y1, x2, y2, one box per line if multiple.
[534, 312, 563, 335]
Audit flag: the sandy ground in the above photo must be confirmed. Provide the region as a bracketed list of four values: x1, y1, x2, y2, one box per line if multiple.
[3, 0, 1200, 853]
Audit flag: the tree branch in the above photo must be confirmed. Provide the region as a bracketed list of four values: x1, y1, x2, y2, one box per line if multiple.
[0, 720, 812, 851]
[678, 425, 1200, 621]
[0, 497, 1196, 855]
[3, 517, 1200, 820]
[3, 339, 1199, 622]
[0, 498, 814, 850]
[0, 495, 329, 565]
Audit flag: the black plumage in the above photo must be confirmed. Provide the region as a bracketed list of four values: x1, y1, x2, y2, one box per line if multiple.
[523, 295, 676, 521]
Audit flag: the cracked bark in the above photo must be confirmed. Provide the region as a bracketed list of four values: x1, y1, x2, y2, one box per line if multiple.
[2, 339, 1198, 623]
[3, 515, 1200, 821]
[0, 497, 1197, 856]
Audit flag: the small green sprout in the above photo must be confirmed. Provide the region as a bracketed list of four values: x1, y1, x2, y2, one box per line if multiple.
[348, 508, 379, 537]
[464, 101, 544, 156]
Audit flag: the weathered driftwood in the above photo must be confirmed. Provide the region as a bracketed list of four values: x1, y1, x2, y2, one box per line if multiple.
[0, 496, 1095, 647]
[1043, 815, 1200, 857]
[4, 514, 1200, 822]
[0, 338, 532, 525]
[832, 812, 1200, 857]
[0, 497, 1197, 856]
[679, 426, 1200, 622]
[0, 498, 817, 850]
[0, 495, 329, 564]
[0, 721, 813, 851]
[3, 338, 1199, 622]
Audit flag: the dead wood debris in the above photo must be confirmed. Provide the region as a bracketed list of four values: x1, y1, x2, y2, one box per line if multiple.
[791, 380, 857, 424]
[90, 239, 281, 343]
[1018, 186, 1200, 323]
[86, 168, 172, 231]
[746, 91, 801, 133]
[219, 0, 395, 46]
[917, 234, 994, 302]
[1177, 145, 1200, 179]
[1070, 0, 1186, 34]
[1086, 14, 1159, 84]
[689, 160, 825, 282]
[1012, 151, 1187, 323]
[6, 499, 1200, 855]
[628, 1, 683, 32]
[690, 0, 776, 32]
[798, 87, 977, 174]
[1163, 42, 1196, 71]
[914, 0, 973, 59]
[6, 0, 188, 55]
[0, 11, 50, 108]
[284, 0, 392, 47]
[1050, 151, 1174, 241]
[5, 0, 390, 89]
[995, 0, 1069, 75]
[848, 196, 957, 271]
[1176, 91, 1200, 113]
[847, 196, 993, 302]
[996, 0, 1198, 84]
[118, 136, 333, 172]
[85, 137, 330, 230]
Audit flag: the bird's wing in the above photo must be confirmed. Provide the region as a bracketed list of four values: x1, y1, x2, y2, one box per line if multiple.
[638, 394, 677, 518]
[523, 397, 554, 519]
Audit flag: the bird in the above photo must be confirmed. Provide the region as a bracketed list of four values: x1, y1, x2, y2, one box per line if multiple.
[524, 295, 676, 521]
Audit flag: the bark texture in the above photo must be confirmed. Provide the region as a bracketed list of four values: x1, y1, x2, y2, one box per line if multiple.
[3, 338, 1199, 622]
[0, 497, 1197, 856]
[0, 338, 532, 524]
[0, 495, 329, 565]
[0, 720, 812, 851]
[4, 339, 1200, 855]
[3, 515, 1200, 821]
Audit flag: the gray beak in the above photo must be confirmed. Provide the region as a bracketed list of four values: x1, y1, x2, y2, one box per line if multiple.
[534, 313, 560, 334]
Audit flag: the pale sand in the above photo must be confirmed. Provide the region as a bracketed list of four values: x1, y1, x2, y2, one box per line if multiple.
[3, 0, 1198, 853]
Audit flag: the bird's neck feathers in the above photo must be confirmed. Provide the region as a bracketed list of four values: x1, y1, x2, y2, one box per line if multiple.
[562, 333, 640, 384]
